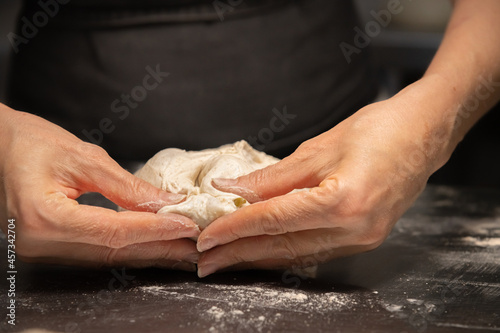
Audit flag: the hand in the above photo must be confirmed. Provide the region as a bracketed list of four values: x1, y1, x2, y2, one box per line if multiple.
[0, 106, 200, 270]
[196, 77, 454, 277]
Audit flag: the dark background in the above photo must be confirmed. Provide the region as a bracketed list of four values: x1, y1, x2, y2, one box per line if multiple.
[0, 0, 498, 187]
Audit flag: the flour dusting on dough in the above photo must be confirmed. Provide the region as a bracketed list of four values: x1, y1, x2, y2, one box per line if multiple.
[134, 141, 279, 229]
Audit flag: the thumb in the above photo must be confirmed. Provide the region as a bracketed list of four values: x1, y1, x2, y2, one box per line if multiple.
[75, 151, 185, 212]
[212, 153, 322, 203]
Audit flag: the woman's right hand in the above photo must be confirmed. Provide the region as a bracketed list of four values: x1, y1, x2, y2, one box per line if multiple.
[0, 105, 200, 270]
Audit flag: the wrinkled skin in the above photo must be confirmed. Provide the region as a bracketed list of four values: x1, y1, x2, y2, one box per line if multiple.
[196, 76, 456, 277]
[0, 108, 200, 270]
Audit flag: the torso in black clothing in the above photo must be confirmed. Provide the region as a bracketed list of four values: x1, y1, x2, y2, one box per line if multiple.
[7, 0, 378, 160]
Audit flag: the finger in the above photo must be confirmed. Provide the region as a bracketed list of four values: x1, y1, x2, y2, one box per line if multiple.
[21, 239, 199, 270]
[43, 192, 200, 248]
[198, 228, 368, 277]
[68, 143, 185, 212]
[197, 228, 349, 277]
[211, 147, 325, 203]
[218, 245, 366, 273]
[197, 179, 341, 252]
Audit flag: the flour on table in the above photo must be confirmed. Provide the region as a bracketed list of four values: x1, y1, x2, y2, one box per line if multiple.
[134, 140, 279, 229]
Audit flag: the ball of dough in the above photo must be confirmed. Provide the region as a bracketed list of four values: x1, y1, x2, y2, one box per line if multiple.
[134, 141, 279, 229]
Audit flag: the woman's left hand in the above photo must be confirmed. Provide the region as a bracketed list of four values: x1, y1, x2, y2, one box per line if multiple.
[196, 76, 456, 277]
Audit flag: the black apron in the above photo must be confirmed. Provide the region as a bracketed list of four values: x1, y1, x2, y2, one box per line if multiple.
[7, 0, 378, 160]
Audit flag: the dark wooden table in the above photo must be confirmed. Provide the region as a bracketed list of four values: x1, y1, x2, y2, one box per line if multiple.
[1, 185, 499, 333]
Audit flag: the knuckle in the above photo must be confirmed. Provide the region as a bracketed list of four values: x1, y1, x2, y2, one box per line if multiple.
[337, 199, 368, 220]
[333, 189, 372, 221]
[356, 220, 390, 249]
[100, 248, 121, 266]
[318, 177, 376, 222]
[312, 182, 341, 224]
[101, 249, 121, 266]
[259, 202, 287, 235]
[247, 169, 265, 187]
[272, 235, 299, 260]
[224, 223, 244, 242]
[76, 142, 109, 162]
[292, 143, 318, 165]
[228, 251, 247, 265]
[296, 139, 318, 155]
[102, 226, 128, 249]
[130, 176, 154, 198]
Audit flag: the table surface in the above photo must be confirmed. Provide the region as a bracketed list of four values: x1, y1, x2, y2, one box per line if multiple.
[1, 185, 499, 333]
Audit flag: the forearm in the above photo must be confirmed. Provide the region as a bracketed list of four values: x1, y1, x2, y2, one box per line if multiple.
[424, 0, 500, 145]
[387, 0, 500, 174]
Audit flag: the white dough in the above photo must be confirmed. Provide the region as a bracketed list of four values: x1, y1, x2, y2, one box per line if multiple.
[134, 140, 279, 229]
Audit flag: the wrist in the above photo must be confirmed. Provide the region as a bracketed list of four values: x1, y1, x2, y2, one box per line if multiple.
[389, 75, 465, 173]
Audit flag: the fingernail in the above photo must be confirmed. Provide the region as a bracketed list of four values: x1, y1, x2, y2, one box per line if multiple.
[161, 192, 186, 204]
[212, 179, 262, 203]
[212, 178, 237, 188]
[197, 238, 218, 252]
[183, 252, 200, 264]
[197, 263, 219, 278]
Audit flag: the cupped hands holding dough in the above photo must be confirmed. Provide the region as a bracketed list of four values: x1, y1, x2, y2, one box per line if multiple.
[0, 79, 485, 276]
[0, 105, 200, 270]
[133, 141, 281, 230]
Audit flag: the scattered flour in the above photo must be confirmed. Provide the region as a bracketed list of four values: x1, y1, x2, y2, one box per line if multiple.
[138, 283, 366, 331]
[383, 303, 403, 312]
[230, 310, 244, 315]
[207, 306, 225, 321]
[139, 286, 174, 295]
[406, 298, 424, 305]
[280, 292, 308, 302]
[138, 283, 360, 313]
[461, 236, 500, 247]
[382, 298, 443, 322]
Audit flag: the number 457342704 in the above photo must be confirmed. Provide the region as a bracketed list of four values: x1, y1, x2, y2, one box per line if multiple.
[7, 218, 16, 270]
